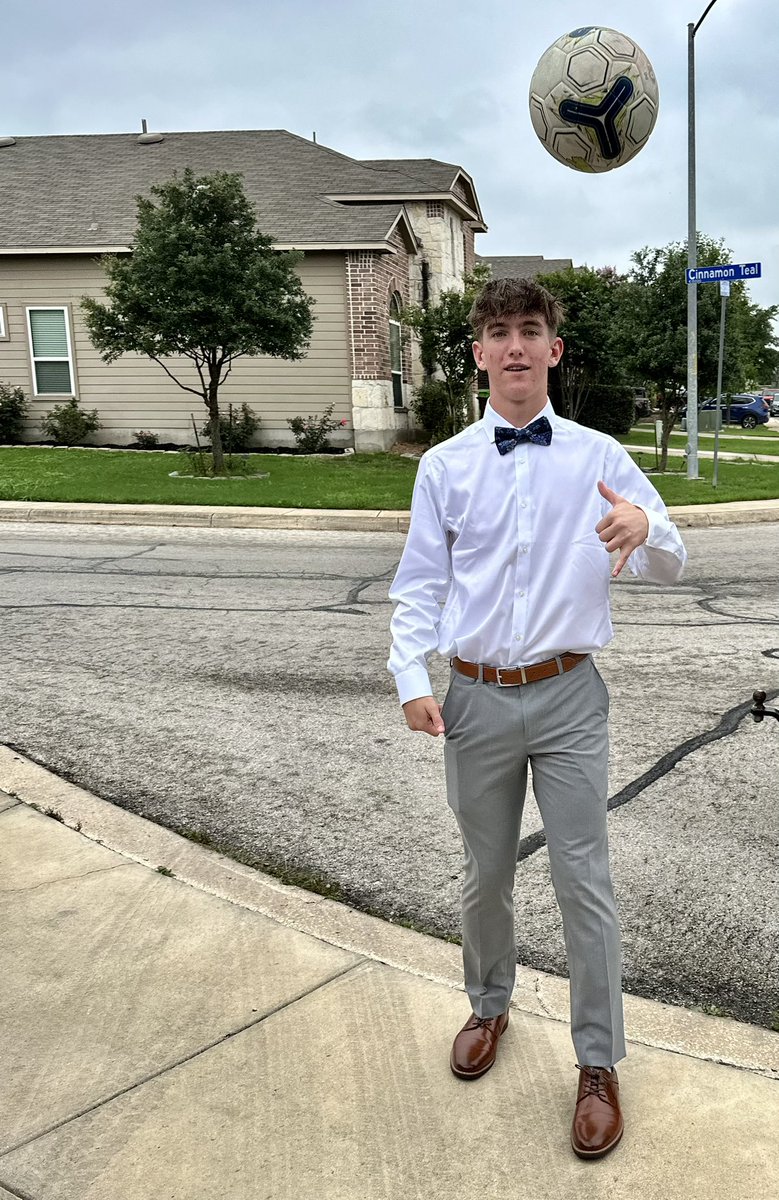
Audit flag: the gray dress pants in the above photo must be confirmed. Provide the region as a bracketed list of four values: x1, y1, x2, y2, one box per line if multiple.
[442, 656, 626, 1068]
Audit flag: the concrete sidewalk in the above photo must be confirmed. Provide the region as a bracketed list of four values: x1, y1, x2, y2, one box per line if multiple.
[2, 495, 779, 532]
[2, 747, 778, 1200]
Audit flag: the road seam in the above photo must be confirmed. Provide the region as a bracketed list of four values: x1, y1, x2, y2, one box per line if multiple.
[0, 960, 366, 1162]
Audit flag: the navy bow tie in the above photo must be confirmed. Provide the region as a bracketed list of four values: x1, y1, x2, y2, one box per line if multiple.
[494, 416, 553, 455]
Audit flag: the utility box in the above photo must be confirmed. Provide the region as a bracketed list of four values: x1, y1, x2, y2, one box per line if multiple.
[699, 408, 723, 431]
[681, 409, 722, 432]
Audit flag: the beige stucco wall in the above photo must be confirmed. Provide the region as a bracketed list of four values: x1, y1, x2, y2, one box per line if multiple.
[0, 252, 352, 447]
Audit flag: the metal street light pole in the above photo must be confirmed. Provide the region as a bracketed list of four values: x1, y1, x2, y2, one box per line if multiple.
[687, 0, 721, 480]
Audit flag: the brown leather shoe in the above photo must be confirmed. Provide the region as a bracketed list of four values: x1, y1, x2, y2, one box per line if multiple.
[450, 1011, 509, 1079]
[571, 1065, 624, 1159]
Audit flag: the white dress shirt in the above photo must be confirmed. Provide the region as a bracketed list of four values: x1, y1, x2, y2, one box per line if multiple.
[388, 400, 687, 705]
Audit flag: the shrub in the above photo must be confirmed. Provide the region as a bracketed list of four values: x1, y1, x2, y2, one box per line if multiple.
[410, 380, 470, 443]
[0, 383, 30, 443]
[201, 403, 260, 452]
[40, 398, 101, 445]
[134, 429, 160, 449]
[287, 403, 347, 453]
[577, 385, 635, 436]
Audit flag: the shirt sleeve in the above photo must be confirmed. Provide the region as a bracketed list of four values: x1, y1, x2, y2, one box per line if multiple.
[604, 441, 688, 584]
[387, 454, 452, 705]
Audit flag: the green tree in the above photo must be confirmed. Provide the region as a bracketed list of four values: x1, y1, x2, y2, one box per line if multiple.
[402, 264, 490, 441]
[82, 169, 315, 472]
[540, 265, 631, 427]
[620, 236, 778, 469]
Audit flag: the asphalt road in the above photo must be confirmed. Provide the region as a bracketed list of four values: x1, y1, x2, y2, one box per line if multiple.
[1, 520, 778, 1029]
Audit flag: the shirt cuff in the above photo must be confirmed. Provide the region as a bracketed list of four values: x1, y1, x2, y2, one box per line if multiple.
[634, 503, 666, 548]
[394, 665, 434, 706]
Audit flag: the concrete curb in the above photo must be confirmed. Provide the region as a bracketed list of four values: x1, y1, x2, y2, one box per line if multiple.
[1, 498, 779, 531]
[0, 501, 410, 532]
[2, 744, 778, 1080]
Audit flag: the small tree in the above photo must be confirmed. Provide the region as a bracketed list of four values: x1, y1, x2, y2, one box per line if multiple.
[403, 264, 490, 441]
[619, 236, 778, 469]
[82, 169, 315, 473]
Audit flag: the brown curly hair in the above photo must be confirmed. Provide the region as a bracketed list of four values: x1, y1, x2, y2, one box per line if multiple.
[469, 277, 565, 340]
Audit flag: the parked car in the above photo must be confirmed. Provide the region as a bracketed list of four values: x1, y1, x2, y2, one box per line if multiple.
[714, 394, 769, 428]
[765, 394, 779, 417]
[678, 394, 770, 429]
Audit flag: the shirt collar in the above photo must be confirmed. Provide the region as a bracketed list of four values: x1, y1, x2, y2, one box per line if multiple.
[481, 398, 556, 444]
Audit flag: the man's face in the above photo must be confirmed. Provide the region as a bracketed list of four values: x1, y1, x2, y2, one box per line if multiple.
[472, 312, 563, 419]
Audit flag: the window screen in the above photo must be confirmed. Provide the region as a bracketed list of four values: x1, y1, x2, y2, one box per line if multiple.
[29, 308, 73, 394]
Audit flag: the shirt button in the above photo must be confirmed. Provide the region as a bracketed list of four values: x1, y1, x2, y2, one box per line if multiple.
[520, 499, 528, 509]
[520, 545, 528, 554]
[518, 589, 525, 597]
[514, 634, 522, 641]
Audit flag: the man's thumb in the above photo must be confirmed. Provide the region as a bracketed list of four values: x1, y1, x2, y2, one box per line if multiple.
[597, 479, 621, 506]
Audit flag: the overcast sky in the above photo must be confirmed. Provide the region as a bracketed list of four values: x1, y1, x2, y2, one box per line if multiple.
[4, 0, 777, 312]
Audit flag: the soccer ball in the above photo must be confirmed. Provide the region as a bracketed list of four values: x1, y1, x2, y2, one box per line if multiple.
[529, 27, 659, 173]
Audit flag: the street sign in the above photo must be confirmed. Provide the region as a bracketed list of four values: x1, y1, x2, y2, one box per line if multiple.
[720, 281, 731, 297]
[686, 262, 761, 284]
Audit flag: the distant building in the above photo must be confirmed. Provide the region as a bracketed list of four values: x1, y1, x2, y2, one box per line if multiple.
[476, 254, 574, 280]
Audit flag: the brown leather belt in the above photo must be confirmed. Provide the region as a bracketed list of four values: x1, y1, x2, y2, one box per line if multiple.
[452, 652, 588, 687]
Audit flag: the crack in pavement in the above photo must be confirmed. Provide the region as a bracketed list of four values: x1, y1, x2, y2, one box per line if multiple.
[515, 685, 779, 864]
[0, 565, 383, 582]
[86, 543, 167, 570]
[696, 594, 779, 623]
[2, 861, 133, 895]
[312, 567, 396, 617]
[0, 602, 368, 615]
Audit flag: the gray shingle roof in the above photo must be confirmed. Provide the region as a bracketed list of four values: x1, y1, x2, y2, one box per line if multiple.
[361, 158, 485, 226]
[477, 255, 574, 279]
[0, 129, 481, 251]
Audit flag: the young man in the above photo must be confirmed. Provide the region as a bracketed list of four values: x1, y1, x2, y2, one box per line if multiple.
[388, 277, 686, 1160]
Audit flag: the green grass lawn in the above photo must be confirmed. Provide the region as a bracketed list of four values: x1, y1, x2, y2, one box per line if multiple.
[623, 428, 779, 457]
[624, 452, 779, 504]
[0, 445, 776, 510]
[0, 447, 420, 509]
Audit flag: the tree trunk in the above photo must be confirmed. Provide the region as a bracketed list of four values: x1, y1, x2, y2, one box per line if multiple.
[558, 365, 588, 422]
[207, 368, 224, 474]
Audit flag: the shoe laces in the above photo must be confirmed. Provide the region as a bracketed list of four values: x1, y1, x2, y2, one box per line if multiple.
[576, 1065, 611, 1101]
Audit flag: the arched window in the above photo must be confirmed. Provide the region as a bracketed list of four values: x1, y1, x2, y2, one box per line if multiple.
[389, 293, 404, 409]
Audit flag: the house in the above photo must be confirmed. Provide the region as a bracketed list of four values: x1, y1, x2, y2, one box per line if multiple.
[476, 254, 573, 279]
[0, 128, 487, 451]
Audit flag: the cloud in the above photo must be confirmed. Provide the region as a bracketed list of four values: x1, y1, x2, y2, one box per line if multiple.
[1, 0, 776, 314]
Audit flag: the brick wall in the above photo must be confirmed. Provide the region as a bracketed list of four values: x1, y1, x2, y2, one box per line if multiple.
[463, 223, 476, 277]
[346, 228, 413, 386]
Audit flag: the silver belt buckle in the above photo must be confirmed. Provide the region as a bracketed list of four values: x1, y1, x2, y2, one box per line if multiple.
[496, 665, 526, 686]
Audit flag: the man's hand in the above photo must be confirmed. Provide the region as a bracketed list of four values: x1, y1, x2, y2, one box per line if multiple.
[595, 481, 649, 578]
[402, 695, 445, 736]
